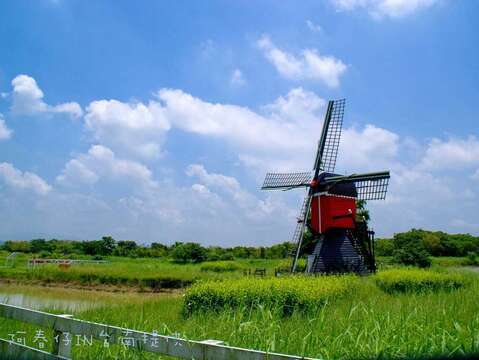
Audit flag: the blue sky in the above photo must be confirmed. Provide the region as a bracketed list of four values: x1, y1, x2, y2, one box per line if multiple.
[0, 0, 478, 245]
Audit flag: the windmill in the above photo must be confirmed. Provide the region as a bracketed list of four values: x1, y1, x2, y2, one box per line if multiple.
[261, 99, 390, 274]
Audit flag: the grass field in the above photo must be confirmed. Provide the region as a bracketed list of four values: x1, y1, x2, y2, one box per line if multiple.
[0, 254, 287, 290]
[1, 267, 478, 359]
[0, 251, 470, 291]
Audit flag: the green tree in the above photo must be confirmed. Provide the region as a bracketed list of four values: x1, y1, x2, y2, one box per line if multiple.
[392, 244, 431, 268]
[3, 240, 30, 253]
[171, 242, 207, 263]
[99, 236, 116, 255]
[114, 240, 138, 256]
[391, 230, 431, 267]
[422, 233, 444, 256]
[375, 238, 394, 256]
[29, 239, 48, 253]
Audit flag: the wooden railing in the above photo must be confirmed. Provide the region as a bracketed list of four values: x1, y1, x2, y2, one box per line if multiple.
[27, 259, 109, 268]
[0, 303, 316, 360]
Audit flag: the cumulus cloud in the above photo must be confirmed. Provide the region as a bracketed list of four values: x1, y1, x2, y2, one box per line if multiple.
[230, 69, 246, 87]
[57, 145, 157, 188]
[264, 87, 326, 123]
[186, 164, 241, 192]
[331, 0, 440, 18]
[10, 75, 83, 118]
[84, 99, 170, 158]
[157, 88, 313, 153]
[0, 163, 51, 195]
[0, 114, 13, 140]
[338, 124, 400, 171]
[156, 87, 400, 176]
[420, 136, 479, 171]
[186, 164, 293, 221]
[256, 35, 347, 88]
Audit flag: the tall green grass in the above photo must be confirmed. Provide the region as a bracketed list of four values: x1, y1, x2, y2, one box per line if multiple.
[375, 268, 468, 293]
[184, 275, 357, 315]
[199, 261, 244, 272]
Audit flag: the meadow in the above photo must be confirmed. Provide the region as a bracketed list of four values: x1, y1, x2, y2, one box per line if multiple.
[1, 267, 478, 359]
[0, 250, 469, 291]
[0, 252, 287, 290]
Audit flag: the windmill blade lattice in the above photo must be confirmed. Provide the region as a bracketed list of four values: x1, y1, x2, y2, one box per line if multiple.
[354, 177, 390, 200]
[261, 172, 313, 190]
[320, 99, 345, 173]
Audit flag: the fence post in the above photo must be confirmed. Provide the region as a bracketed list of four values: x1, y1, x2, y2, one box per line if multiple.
[52, 314, 73, 358]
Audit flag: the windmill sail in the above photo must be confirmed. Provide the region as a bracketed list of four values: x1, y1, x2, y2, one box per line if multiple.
[313, 99, 346, 176]
[322, 171, 390, 200]
[261, 172, 312, 190]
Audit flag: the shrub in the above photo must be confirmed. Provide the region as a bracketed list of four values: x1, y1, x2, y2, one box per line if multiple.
[200, 261, 243, 272]
[206, 253, 220, 261]
[219, 253, 234, 261]
[171, 242, 208, 263]
[183, 275, 356, 316]
[392, 244, 431, 268]
[374, 268, 467, 294]
[466, 251, 478, 265]
[38, 250, 51, 258]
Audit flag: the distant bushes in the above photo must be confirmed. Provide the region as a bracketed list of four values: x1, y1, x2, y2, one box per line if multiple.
[376, 229, 479, 258]
[183, 275, 357, 316]
[200, 261, 244, 272]
[171, 242, 208, 263]
[374, 269, 467, 294]
[1, 237, 294, 262]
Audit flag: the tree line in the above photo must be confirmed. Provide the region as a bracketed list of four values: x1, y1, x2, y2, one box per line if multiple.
[0, 237, 294, 263]
[1, 228, 478, 264]
[376, 228, 479, 267]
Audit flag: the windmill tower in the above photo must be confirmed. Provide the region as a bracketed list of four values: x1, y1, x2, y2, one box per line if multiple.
[261, 99, 390, 274]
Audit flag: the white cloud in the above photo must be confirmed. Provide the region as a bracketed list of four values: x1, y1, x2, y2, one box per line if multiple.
[186, 164, 293, 221]
[156, 87, 401, 177]
[256, 35, 347, 88]
[264, 87, 326, 123]
[85, 99, 170, 158]
[420, 136, 479, 171]
[331, 0, 439, 18]
[338, 124, 400, 172]
[0, 163, 51, 195]
[306, 20, 322, 32]
[186, 164, 240, 192]
[157, 88, 313, 153]
[57, 145, 157, 188]
[230, 69, 246, 87]
[10, 75, 83, 118]
[0, 114, 13, 140]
